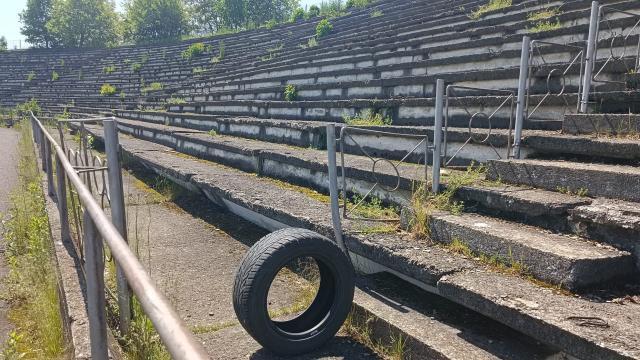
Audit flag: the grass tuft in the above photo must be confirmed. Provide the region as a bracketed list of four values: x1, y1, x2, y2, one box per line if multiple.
[469, 0, 512, 19]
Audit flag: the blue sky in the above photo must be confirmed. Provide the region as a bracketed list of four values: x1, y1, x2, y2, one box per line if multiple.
[1, 0, 326, 49]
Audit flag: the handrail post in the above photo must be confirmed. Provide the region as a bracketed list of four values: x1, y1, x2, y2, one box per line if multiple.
[514, 36, 531, 159]
[83, 211, 109, 360]
[432, 79, 444, 194]
[103, 119, 131, 336]
[326, 123, 348, 255]
[45, 140, 55, 197]
[56, 155, 71, 243]
[581, 1, 600, 113]
[39, 129, 47, 171]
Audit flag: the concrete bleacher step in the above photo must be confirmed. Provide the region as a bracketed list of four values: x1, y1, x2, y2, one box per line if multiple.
[108, 117, 588, 220]
[80, 123, 640, 360]
[105, 117, 639, 290]
[564, 113, 640, 135]
[487, 159, 640, 202]
[429, 211, 635, 290]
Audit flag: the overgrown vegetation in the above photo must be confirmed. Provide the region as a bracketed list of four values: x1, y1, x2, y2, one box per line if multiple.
[131, 62, 142, 73]
[103, 64, 117, 74]
[51, 71, 59, 81]
[1, 122, 67, 358]
[284, 84, 297, 101]
[408, 165, 486, 238]
[316, 19, 334, 38]
[446, 239, 527, 276]
[26, 72, 35, 81]
[342, 308, 407, 360]
[469, 0, 512, 19]
[100, 83, 117, 96]
[528, 19, 562, 33]
[343, 109, 392, 126]
[181, 42, 208, 60]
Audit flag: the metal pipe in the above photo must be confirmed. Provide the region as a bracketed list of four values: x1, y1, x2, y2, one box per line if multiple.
[45, 140, 55, 197]
[56, 155, 71, 243]
[326, 124, 348, 255]
[514, 36, 531, 159]
[432, 79, 445, 194]
[581, 1, 600, 113]
[103, 119, 132, 336]
[30, 113, 209, 359]
[83, 211, 109, 360]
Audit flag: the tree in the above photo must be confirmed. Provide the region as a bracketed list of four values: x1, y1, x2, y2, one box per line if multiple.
[246, 0, 298, 27]
[19, 0, 55, 48]
[123, 0, 190, 43]
[46, 0, 119, 48]
[186, 0, 225, 35]
[0, 37, 7, 51]
[223, 0, 245, 29]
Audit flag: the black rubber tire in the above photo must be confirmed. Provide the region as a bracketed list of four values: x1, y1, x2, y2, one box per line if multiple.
[233, 228, 355, 356]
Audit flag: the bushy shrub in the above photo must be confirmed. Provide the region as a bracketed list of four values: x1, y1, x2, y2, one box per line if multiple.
[346, 0, 373, 8]
[316, 19, 333, 38]
[291, 8, 305, 22]
[284, 84, 297, 101]
[51, 71, 59, 81]
[103, 64, 116, 74]
[27, 72, 36, 81]
[131, 63, 142, 72]
[307, 5, 321, 18]
[100, 83, 117, 96]
[181, 42, 207, 60]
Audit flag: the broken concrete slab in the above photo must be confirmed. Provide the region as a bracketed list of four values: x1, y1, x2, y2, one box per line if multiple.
[438, 270, 640, 360]
[429, 211, 636, 290]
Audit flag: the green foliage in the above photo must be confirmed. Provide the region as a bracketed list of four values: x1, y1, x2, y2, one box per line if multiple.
[370, 9, 383, 17]
[103, 64, 116, 74]
[346, 0, 373, 8]
[192, 66, 204, 74]
[218, 40, 225, 59]
[15, 98, 41, 116]
[264, 19, 278, 29]
[123, 0, 190, 44]
[316, 18, 333, 38]
[469, 0, 512, 19]
[2, 125, 67, 358]
[284, 84, 297, 101]
[181, 42, 207, 60]
[187, 0, 226, 34]
[528, 19, 561, 33]
[27, 71, 36, 81]
[46, 0, 120, 48]
[343, 109, 392, 126]
[131, 62, 142, 72]
[307, 5, 320, 18]
[51, 70, 59, 81]
[246, 0, 298, 28]
[166, 97, 186, 104]
[291, 7, 305, 21]
[142, 82, 163, 93]
[19, 0, 55, 48]
[0, 36, 7, 51]
[100, 83, 117, 96]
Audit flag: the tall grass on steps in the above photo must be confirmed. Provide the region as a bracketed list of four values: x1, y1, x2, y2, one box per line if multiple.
[1, 123, 67, 358]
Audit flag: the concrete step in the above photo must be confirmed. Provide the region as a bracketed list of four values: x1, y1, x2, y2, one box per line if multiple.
[568, 198, 640, 264]
[80, 123, 640, 360]
[438, 270, 640, 360]
[487, 159, 640, 202]
[563, 113, 640, 136]
[428, 211, 635, 290]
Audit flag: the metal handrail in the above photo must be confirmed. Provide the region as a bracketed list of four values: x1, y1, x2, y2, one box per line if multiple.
[29, 112, 209, 359]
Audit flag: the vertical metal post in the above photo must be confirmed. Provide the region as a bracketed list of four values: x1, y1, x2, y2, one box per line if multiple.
[57, 121, 67, 153]
[581, 1, 600, 113]
[40, 131, 47, 171]
[432, 79, 445, 194]
[56, 155, 71, 242]
[103, 119, 131, 335]
[83, 211, 108, 360]
[326, 124, 348, 255]
[45, 140, 55, 197]
[513, 36, 531, 159]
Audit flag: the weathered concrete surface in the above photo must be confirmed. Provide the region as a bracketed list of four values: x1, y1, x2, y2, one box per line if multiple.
[569, 198, 640, 267]
[563, 113, 640, 135]
[438, 270, 640, 360]
[0, 128, 19, 347]
[487, 159, 640, 202]
[522, 131, 640, 160]
[429, 212, 635, 290]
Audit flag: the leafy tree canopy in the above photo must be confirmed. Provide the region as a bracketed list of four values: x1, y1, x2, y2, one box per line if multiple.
[123, 0, 190, 43]
[46, 0, 120, 48]
[20, 0, 56, 48]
